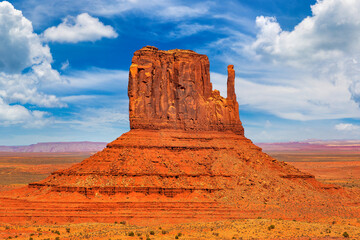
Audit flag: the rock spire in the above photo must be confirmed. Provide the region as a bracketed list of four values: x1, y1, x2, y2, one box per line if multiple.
[128, 46, 244, 135]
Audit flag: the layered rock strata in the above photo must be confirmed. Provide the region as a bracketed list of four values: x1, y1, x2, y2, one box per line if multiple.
[28, 46, 315, 199]
[128, 46, 244, 135]
[3, 46, 358, 224]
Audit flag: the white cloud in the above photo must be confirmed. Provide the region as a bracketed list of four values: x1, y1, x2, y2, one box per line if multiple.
[60, 60, 69, 71]
[43, 13, 118, 43]
[0, 72, 64, 108]
[229, 0, 360, 121]
[0, 1, 54, 74]
[169, 23, 213, 38]
[157, 5, 208, 20]
[335, 123, 360, 131]
[55, 105, 129, 132]
[43, 68, 128, 95]
[0, 98, 49, 127]
[0, 1, 63, 126]
[20, 0, 209, 27]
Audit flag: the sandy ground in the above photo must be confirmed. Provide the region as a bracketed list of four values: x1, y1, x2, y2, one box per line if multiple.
[0, 152, 359, 239]
[1, 218, 360, 240]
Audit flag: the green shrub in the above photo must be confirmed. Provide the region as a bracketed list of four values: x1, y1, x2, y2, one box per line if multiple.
[175, 236, 179, 239]
[128, 231, 135, 236]
[343, 232, 349, 238]
[268, 225, 275, 230]
[149, 230, 155, 235]
[66, 227, 70, 233]
[162, 230, 168, 234]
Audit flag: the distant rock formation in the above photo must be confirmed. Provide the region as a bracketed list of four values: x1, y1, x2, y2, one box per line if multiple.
[0, 142, 107, 152]
[257, 140, 360, 152]
[128, 46, 244, 135]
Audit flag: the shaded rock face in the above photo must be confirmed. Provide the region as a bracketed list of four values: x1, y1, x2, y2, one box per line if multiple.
[128, 46, 244, 135]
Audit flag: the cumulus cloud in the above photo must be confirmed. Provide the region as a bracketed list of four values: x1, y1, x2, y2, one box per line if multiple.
[234, 0, 360, 120]
[43, 13, 118, 43]
[335, 123, 360, 131]
[0, 98, 49, 127]
[0, 1, 63, 126]
[0, 1, 54, 74]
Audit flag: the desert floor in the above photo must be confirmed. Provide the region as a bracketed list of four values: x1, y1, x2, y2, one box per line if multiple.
[0, 151, 359, 239]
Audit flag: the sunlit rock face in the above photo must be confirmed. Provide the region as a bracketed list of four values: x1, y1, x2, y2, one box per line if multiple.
[128, 46, 244, 135]
[10, 46, 358, 225]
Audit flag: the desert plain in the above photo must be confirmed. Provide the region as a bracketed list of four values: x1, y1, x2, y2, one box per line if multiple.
[0, 148, 359, 240]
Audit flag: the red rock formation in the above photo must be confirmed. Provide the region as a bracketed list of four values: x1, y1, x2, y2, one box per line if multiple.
[1, 46, 359, 225]
[128, 46, 244, 135]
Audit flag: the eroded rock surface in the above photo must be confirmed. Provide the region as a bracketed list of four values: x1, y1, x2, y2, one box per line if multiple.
[128, 46, 244, 135]
[2, 46, 359, 225]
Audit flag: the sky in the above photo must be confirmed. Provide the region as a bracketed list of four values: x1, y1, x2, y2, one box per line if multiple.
[1, 0, 360, 145]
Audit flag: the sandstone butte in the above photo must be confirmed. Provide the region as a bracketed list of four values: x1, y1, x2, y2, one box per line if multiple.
[1, 46, 359, 225]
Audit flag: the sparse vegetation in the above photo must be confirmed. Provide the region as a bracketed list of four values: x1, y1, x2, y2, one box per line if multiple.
[0, 218, 359, 239]
[268, 225, 275, 230]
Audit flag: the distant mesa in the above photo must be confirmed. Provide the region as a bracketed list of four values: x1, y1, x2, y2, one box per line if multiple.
[2, 46, 359, 225]
[258, 140, 360, 152]
[0, 142, 107, 153]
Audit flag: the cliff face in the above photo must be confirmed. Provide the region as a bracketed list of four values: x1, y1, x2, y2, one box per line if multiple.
[7, 46, 357, 225]
[128, 46, 244, 135]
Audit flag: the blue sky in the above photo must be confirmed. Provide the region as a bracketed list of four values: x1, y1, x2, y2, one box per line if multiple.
[1, 0, 360, 145]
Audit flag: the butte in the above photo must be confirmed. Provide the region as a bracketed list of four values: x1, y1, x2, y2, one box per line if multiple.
[1, 46, 359, 224]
